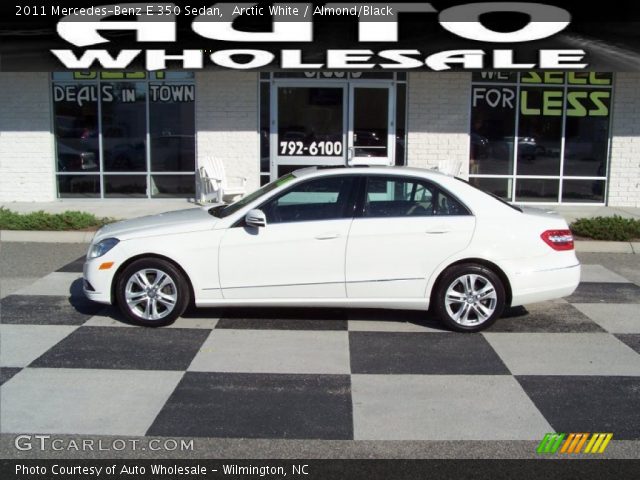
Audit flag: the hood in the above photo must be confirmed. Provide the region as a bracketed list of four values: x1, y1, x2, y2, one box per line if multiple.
[92, 207, 216, 243]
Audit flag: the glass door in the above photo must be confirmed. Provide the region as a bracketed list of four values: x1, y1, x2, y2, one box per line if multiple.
[271, 83, 347, 179]
[348, 84, 395, 166]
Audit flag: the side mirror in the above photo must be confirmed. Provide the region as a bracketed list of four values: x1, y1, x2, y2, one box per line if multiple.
[245, 209, 267, 228]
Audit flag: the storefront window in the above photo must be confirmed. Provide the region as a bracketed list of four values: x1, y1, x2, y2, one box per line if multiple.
[102, 82, 147, 172]
[469, 72, 613, 204]
[149, 82, 196, 173]
[52, 72, 195, 198]
[52, 84, 100, 175]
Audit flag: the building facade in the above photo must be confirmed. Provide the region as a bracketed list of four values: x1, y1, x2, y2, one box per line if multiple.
[0, 71, 638, 206]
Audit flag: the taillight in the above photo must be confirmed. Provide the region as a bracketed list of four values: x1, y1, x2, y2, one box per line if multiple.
[541, 229, 574, 251]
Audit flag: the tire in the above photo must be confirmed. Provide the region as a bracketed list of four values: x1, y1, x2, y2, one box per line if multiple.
[432, 263, 506, 333]
[115, 258, 190, 327]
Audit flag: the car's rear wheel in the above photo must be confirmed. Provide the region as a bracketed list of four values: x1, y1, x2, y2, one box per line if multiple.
[432, 264, 505, 332]
[115, 258, 190, 327]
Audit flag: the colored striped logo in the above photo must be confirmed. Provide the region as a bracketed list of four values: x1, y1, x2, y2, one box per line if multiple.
[537, 433, 613, 454]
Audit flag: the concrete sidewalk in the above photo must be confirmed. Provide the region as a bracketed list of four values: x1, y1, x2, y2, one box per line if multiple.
[1, 200, 639, 253]
[2, 199, 640, 222]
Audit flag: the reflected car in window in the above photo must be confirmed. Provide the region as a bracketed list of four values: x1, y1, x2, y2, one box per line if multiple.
[83, 167, 580, 332]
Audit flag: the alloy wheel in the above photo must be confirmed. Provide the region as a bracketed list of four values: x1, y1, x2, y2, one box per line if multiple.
[124, 268, 178, 321]
[444, 273, 498, 326]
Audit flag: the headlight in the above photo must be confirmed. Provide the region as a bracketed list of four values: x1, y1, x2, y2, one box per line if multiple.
[88, 238, 119, 259]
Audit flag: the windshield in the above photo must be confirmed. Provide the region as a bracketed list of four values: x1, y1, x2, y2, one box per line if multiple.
[455, 178, 523, 213]
[209, 173, 296, 218]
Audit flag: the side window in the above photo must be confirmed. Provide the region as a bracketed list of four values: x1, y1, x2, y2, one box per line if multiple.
[363, 176, 469, 217]
[261, 176, 355, 224]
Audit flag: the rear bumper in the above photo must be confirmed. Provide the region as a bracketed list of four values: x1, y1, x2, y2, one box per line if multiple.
[510, 263, 581, 307]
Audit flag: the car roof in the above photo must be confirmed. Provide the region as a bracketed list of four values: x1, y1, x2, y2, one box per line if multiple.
[291, 166, 450, 181]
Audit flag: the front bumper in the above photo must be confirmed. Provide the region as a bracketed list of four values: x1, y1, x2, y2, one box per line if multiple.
[83, 257, 116, 305]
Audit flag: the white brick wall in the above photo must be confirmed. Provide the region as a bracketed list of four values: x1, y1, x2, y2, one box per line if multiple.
[195, 72, 260, 193]
[608, 73, 640, 207]
[406, 72, 471, 177]
[0, 73, 56, 202]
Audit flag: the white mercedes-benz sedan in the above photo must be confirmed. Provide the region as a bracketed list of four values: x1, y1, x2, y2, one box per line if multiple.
[83, 167, 580, 332]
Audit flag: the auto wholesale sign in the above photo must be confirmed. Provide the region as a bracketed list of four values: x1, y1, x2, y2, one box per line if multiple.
[3, 1, 640, 71]
[48, 2, 584, 71]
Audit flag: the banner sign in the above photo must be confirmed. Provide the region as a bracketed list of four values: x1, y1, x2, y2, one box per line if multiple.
[3, 459, 640, 480]
[3, 2, 640, 71]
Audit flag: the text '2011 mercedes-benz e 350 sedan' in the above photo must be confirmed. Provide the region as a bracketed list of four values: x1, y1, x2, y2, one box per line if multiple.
[83, 167, 580, 332]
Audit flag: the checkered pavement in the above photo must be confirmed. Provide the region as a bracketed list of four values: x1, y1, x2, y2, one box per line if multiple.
[1, 258, 639, 441]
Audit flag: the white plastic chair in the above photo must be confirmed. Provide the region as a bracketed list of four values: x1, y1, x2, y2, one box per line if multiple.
[197, 156, 247, 204]
[436, 160, 463, 177]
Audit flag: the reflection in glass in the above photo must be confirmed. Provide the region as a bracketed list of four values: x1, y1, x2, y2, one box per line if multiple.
[562, 180, 605, 203]
[353, 88, 388, 158]
[517, 88, 563, 176]
[470, 86, 516, 175]
[151, 175, 195, 197]
[52, 83, 99, 173]
[102, 82, 147, 172]
[563, 89, 611, 177]
[278, 87, 343, 156]
[57, 175, 100, 198]
[149, 83, 195, 172]
[104, 175, 147, 198]
[470, 177, 513, 201]
[516, 179, 559, 202]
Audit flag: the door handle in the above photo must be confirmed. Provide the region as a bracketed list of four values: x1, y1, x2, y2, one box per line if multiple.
[425, 229, 450, 234]
[315, 233, 340, 240]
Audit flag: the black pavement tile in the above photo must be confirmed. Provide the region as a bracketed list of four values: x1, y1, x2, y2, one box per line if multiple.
[210, 308, 348, 330]
[0, 368, 22, 386]
[29, 326, 211, 370]
[614, 334, 640, 355]
[491, 303, 606, 333]
[348, 309, 446, 330]
[0, 295, 104, 325]
[147, 372, 353, 439]
[516, 376, 640, 440]
[566, 283, 640, 304]
[349, 332, 510, 375]
[56, 256, 85, 273]
[215, 317, 348, 331]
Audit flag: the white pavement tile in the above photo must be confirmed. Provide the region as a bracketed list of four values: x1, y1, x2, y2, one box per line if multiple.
[83, 313, 218, 329]
[352, 375, 551, 441]
[580, 265, 631, 284]
[188, 330, 350, 374]
[0, 368, 183, 435]
[15, 272, 82, 297]
[348, 320, 442, 333]
[484, 333, 640, 376]
[572, 304, 640, 333]
[0, 325, 77, 367]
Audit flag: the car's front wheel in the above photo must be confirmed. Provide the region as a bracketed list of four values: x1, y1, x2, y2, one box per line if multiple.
[115, 258, 190, 326]
[432, 264, 506, 332]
